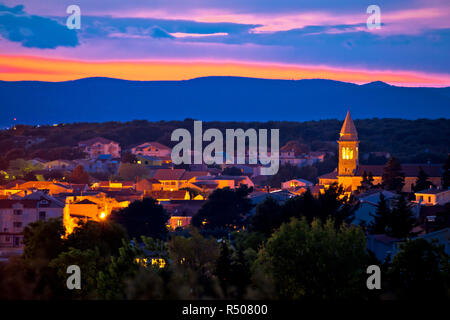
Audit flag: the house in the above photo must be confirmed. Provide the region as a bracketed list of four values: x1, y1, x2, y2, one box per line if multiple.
[187, 175, 254, 192]
[152, 169, 210, 191]
[63, 193, 130, 234]
[319, 111, 442, 192]
[169, 216, 192, 230]
[30, 158, 47, 167]
[78, 137, 121, 159]
[91, 181, 135, 191]
[281, 178, 314, 190]
[153, 169, 186, 191]
[16, 181, 73, 196]
[162, 200, 206, 230]
[135, 155, 166, 167]
[135, 178, 162, 192]
[131, 142, 171, 158]
[353, 190, 398, 226]
[414, 188, 450, 206]
[248, 189, 294, 214]
[367, 228, 450, 262]
[144, 190, 190, 202]
[0, 192, 64, 248]
[417, 203, 450, 233]
[74, 158, 120, 174]
[43, 159, 76, 171]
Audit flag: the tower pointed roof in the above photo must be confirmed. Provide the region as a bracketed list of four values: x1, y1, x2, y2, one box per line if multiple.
[339, 111, 358, 141]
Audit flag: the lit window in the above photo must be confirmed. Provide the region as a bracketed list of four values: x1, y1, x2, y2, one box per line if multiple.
[342, 147, 353, 160]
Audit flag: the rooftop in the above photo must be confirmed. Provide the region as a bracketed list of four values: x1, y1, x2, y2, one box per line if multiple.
[339, 111, 358, 141]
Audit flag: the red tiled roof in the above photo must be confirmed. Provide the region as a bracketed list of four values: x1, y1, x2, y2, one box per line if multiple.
[18, 181, 71, 190]
[318, 169, 338, 180]
[145, 190, 187, 200]
[134, 141, 171, 150]
[4, 180, 26, 189]
[181, 171, 210, 181]
[153, 169, 186, 180]
[143, 178, 161, 184]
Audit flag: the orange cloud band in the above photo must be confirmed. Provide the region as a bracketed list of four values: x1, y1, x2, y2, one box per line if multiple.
[0, 55, 449, 87]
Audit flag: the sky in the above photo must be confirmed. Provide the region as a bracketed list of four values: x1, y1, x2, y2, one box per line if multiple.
[0, 0, 449, 86]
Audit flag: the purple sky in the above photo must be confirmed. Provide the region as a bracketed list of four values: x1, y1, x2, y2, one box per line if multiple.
[0, 0, 449, 85]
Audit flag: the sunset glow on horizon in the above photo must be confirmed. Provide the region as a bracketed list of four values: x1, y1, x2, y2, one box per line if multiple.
[1, 55, 449, 87]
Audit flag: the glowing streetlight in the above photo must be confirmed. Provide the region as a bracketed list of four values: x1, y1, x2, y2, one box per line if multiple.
[99, 212, 106, 220]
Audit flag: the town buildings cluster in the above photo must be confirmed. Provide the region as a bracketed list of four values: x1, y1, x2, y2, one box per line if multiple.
[0, 113, 448, 262]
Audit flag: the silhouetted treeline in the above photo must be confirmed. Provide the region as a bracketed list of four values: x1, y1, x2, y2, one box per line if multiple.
[0, 118, 448, 163]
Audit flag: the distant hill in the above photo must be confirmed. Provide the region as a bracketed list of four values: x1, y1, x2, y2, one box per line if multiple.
[0, 76, 449, 127]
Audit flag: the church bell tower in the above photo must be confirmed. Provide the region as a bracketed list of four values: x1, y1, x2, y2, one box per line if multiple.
[338, 111, 359, 176]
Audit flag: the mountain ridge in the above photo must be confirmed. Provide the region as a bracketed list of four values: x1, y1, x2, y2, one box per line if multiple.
[1, 76, 449, 126]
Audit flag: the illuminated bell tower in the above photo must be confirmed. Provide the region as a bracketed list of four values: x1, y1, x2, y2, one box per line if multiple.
[338, 111, 359, 176]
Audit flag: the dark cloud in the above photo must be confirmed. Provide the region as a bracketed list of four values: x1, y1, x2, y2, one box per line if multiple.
[0, 4, 24, 14]
[0, 3, 78, 48]
[61, 15, 260, 39]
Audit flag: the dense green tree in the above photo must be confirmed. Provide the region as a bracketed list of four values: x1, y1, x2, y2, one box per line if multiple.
[121, 151, 137, 164]
[233, 230, 267, 252]
[250, 196, 283, 235]
[413, 166, 433, 192]
[5, 148, 26, 161]
[388, 239, 449, 299]
[0, 156, 8, 170]
[369, 193, 392, 234]
[111, 197, 170, 239]
[387, 195, 417, 239]
[167, 228, 221, 298]
[43, 170, 65, 181]
[382, 157, 405, 192]
[215, 241, 233, 294]
[7, 219, 67, 299]
[23, 171, 38, 181]
[280, 183, 356, 227]
[281, 188, 316, 222]
[192, 185, 254, 229]
[30, 147, 87, 161]
[117, 163, 151, 181]
[8, 158, 42, 178]
[214, 241, 253, 299]
[22, 218, 65, 261]
[316, 183, 357, 226]
[358, 170, 374, 193]
[48, 248, 102, 299]
[97, 239, 142, 299]
[65, 220, 128, 256]
[69, 165, 90, 184]
[229, 246, 252, 299]
[256, 217, 367, 300]
[443, 154, 450, 190]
